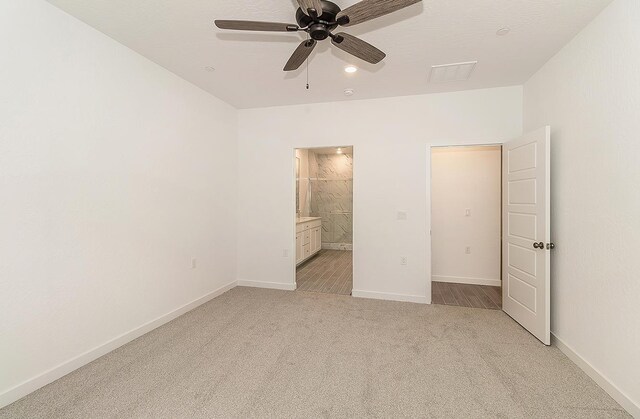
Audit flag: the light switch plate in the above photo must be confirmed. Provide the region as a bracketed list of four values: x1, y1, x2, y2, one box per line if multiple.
[397, 210, 408, 220]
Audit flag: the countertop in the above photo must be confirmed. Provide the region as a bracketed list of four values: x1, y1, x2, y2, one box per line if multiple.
[296, 217, 321, 224]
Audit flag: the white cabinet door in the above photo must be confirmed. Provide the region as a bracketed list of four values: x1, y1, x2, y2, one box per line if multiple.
[502, 126, 551, 345]
[303, 243, 311, 259]
[296, 232, 303, 264]
[309, 227, 316, 254]
[312, 227, 322, 253]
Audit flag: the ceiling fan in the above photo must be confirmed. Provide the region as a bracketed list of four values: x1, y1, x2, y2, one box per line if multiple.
[215, 0, 421, 71]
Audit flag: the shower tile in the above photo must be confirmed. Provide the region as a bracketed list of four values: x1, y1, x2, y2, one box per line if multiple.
[316, 154, 353, 179]
[334, 213, 353, 244]
[321, 215, 335, 243]
[307, 152, 352, 245]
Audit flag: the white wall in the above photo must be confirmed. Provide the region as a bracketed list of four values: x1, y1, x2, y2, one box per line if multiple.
[237, 87, 522, 300]
[523, 0, 640, 414]
[431, 146, 502, 287]
[0, 0, 238, 407]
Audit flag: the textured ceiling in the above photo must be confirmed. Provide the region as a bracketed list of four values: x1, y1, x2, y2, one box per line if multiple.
[47, 0, 612, 109]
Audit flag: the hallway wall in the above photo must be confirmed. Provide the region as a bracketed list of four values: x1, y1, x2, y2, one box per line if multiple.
[0, 0, 238, 406]
[523, 0, 640, 414]
[237, 86, 522, 299]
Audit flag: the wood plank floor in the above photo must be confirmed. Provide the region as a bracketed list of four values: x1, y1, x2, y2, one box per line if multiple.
[432, 281, 502, 310]
[296, 250, 352, 295]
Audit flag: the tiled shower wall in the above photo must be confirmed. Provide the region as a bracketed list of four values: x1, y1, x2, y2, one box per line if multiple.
[309, 152, 353, 247]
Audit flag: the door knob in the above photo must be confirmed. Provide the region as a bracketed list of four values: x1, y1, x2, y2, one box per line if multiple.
[533, 242, 544, 249]
[546, 243, 555, 250]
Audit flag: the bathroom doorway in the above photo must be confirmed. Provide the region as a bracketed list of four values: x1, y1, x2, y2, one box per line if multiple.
[430, 145, 502, 309]
[294, 146, 353, 295]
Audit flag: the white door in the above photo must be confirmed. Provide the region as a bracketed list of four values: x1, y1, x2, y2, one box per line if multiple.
[502, 126, 552, 345]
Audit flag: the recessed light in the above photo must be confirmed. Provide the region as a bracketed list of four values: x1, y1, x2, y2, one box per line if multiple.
[344, 89, 355, 96]
[344, 65, 358, 74]
[204, 66, 216, 72]
[337, 148, 343, 154]
[496, 27, 511, 36]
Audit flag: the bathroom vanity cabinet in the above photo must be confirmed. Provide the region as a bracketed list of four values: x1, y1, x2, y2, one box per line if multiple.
[296, 217, 322, 266]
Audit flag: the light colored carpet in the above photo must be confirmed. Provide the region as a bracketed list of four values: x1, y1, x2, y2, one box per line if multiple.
[0, 287, 629, 418]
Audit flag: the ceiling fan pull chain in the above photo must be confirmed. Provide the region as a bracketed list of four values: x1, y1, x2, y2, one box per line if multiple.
[306, 34, 310, 90]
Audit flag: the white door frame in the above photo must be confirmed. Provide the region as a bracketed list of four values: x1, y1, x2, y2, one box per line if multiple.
[428, 142, 504, 304]
[291, 145, 355, 292]
[428, 129, 551, 346]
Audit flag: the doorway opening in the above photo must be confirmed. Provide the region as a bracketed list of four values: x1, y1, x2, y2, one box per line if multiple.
[430, 145, 502, 310]
[294, 146, 353, 295]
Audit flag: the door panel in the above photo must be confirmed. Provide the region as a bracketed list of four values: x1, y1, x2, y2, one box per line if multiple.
[508, 244, 537, 278]
[503, 126, 551, 345]
[508, 179, 537, 204]
[507, 274, 537, 313]
[508, 141, 537, 172]
[508, 213, 536, 240]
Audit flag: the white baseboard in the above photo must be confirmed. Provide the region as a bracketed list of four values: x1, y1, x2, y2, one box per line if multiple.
[0, 280, 237, 409]
[237, 279, 296, 291]
[552, 333, 639, 418]
[352, 289, 428, 304]
[432, 275, 501, 287]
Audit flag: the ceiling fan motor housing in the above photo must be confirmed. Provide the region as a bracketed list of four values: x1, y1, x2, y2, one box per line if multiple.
[296, 0, 341, 40]
[309, 23, 330, 40]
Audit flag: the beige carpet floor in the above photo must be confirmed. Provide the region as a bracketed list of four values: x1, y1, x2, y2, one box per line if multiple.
[0, 287, 629, 418]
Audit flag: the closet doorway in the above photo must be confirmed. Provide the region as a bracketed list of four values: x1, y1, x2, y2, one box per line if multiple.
[430, 145, 502, 309]
[294, 146, 353, 295]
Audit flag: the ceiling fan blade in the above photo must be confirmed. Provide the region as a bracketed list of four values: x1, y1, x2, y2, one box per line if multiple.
[331, 33, 386, 64]
[215, 20, 299, 32]
[336, 0, 421, 27]
[297, 0, 324, 17]
[284, 39, 317, 71]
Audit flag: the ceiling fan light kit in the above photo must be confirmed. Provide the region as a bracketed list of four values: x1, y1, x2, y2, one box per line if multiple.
[215, 0, 422, 72]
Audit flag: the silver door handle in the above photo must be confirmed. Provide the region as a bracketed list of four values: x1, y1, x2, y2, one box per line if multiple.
[546, 243, 555, 250]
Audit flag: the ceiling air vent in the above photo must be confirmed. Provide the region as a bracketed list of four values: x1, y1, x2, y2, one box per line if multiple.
[429, 61, 477, 83]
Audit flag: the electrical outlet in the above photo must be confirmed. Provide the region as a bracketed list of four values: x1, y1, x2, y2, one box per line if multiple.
[465, 208, 471, 217]
[465, 246, 471, 254]
[282, 249, 289, 258]
[400, 256, 408, 266]
[191, 258, 197, 269]
[397, 210, 408, 220]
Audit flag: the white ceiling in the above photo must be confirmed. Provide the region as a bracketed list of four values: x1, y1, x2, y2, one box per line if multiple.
[47, 0, 612, 109]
